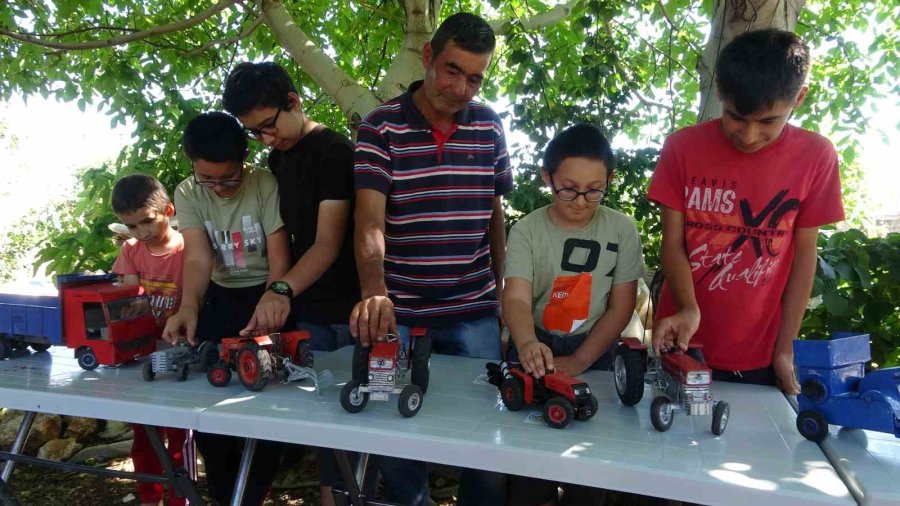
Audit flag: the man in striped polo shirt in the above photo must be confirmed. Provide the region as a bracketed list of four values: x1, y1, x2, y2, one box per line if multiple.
[351, 12, 513, 506]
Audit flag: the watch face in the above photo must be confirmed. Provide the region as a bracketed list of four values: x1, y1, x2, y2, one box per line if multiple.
[270, 281, 292, 296]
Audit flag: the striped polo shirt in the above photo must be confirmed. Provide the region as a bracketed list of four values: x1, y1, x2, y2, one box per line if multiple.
[354, 80, 513, 327]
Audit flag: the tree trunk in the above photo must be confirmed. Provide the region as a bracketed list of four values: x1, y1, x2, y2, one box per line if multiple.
[375, 0, 440, 101]
[697, 0, 806, 123]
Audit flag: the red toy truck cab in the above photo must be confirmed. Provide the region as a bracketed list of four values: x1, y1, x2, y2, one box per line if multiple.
[487, 362, 598, 429]
[206, 330, 312, 391]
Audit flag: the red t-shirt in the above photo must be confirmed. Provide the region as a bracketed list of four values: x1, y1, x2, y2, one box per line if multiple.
[647, 120, 845, 371]
[111, 234, 184, 335]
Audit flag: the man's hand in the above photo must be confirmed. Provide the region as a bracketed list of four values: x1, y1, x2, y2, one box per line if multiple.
[518, 341, 554, 378]
[162, 309, 198, 346]
[349, 296, 396, 346]
[652, 307, 700, 356]
[240, 291, 290, 336]
[772, 347, 800, 394]
[553, 354, 590, 378]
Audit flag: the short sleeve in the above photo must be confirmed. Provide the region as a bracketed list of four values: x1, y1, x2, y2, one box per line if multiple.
[354, 114, 393, 195]
[646, 136, 685, 212]
[257, 171, 284, 236]
[796, 143, 845, 227]
[111, 241, 138, 276]
[504, 220, 534, 283]
[319, 140, 354, 202]
[173, 179, 204, 230]
[493, 118, 513, 196]
[612, 216, 645, 284]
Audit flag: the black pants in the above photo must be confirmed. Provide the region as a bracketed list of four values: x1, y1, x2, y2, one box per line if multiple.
[712, 365, 776, 386]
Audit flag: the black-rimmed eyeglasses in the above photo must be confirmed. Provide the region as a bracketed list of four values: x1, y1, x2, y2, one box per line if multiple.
[244, 106, 285, 139]
[193, 166, 244, 188]
[549, 175, 608, 202]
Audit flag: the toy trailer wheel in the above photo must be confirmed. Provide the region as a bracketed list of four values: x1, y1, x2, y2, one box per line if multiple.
[797, 410, 830, 442]
[30, 343, 52, 353]
[351, 342, 369, 383]
[410, 334, 432, 394]
[614, 345, 644, 406]
[207, 363, 232, 387]
[340, 380, 369, 413]
[77, 348, 99, 371]
[143, 361, 156, 381]
[197, 341, 219, 372]
[237, 345, 273, 392]
[500, 376, 526, 411]
[398, 384, 424, 418]
[650, 396, 675, 432]
[711, 401, 730, 436]
[177, 363, 190, 382]
[543, 397, 575, 429]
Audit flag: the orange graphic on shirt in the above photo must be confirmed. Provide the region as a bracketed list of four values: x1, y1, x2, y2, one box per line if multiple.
[543, 273, 592, 334]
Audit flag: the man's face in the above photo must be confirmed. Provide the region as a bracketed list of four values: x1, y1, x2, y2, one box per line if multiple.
[719, 91, 805, 153]
[192, 158, 244, 198]
[116, 204, 172, 246]
[237, 94, 304, 151]
[421, 40, 492, 117]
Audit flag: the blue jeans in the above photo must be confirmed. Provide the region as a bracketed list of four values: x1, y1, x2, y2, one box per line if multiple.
[397, 315, 502, 360]
[507, 327, 616, 371]
[294, 322, 353, 352]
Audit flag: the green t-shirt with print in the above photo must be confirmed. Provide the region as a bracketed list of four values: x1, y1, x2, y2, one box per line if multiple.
[505, 205, 645, 337]
[174, 167, 284, 289]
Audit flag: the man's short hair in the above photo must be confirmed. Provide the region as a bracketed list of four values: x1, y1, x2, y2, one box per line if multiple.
[716, 29, 810, 115]
[544, 124, 616, 176]
[431, 12, 496, 58]
[111, 174, 170, 215]
[222, 62, 297, 117]
[182, 112, 248, 163]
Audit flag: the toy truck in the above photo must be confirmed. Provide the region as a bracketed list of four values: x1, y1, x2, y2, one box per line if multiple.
[486, 361, 598, 429]
[0, 273, 157, 370]
[795, 332, 900, 442]
[206, 330, 328, 393]
[340, 328, 432, 418]
[614, 338, 730, 435]
[143, 341, 218, 382]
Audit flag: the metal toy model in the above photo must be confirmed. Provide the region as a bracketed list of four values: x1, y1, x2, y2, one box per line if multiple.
[614, 338, 730, 435]
[143, 341, 218, 382]
[0, 273, 156, 370]
[486, 361, 598, 429]
[340, 328, 432, 418]
[795, 332, 900, 442]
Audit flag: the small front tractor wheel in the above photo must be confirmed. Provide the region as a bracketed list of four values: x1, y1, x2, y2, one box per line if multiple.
[143, 361, 156, 382]
[711, 401, 730, 435]
[207, 363, 232, 387]
[29, 343, 52, 353]
[77, 348, 99, 371]
[237, 345, 273, 392]
[576, 394, 600, 422]
[543, 397, 574, 429]
[650, 396, 675, 432]
[177, 363, 190, 382]
[500, 376, 526, 411]
[0, 339, 8, 360]
[796, 410, 829, 442]
[410, 334, 432, 394]
[614, 345, 645, 406]
[340, 380, 369, 413]
[398, 384, 424, 418]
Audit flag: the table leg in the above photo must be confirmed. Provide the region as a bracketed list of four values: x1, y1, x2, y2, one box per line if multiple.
[143, 426, 206, 506]
[0, 411, 36, 483]
[332, 451, 399, 506]
[230, 438, 257, 506]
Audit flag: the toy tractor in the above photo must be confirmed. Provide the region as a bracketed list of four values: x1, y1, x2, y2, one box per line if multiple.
[143, 341, 218, 382]
[340, 328, 432, 418]
[206, 330, 329, 393]
[614, 337, 730, 435]
[486, 362, 598, 429]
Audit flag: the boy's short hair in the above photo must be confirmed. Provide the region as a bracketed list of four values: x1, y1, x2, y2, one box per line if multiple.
[111, 174, 170, 215]
[182, 112, 248, 163]
[432, 13, 496, 58]
[544, 124, 616, 176]
[222, 62, 297, 117]
[716, 29, 810, 115]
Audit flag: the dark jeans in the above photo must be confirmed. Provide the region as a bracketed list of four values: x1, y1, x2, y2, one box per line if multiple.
[712, 365, 776, 386]
[506, 327, 616, 371]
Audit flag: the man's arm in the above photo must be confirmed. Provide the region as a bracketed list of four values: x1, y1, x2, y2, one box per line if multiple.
[652, 206, 700, 354]
[349, 189, 394, 345]
[772, 226, 819, 394]
[502, 277, 554, 376]
[489, 196, 506, 299]
[162, 228, 213, 345]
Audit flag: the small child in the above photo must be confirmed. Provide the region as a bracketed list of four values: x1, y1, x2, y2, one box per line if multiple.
[647, 29, 845, 393]
[502, 124, 645, 505]
[111, 174, 193, 506]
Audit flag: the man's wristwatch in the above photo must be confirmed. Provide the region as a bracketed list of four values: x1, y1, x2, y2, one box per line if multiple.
[267, 280, 293, 299]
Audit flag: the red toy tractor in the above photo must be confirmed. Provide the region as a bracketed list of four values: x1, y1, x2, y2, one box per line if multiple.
[206, 330, 318, 392]
[486, 362, 598, 429]
[340, 328, 431, 418]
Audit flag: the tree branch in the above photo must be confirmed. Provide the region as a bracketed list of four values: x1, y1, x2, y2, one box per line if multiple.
[490, 1, 578, 34]
[10, 26, 138, 38]
[655, 0, 704, 56]
[187, 14, 264, 56]
[350, 0, 404, 24]
[0, 0, 239, 50]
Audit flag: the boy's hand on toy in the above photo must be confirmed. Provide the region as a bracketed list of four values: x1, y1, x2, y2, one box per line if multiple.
[520, 341, 554, 378]
[652, 308, 700, 356]
[240, 291, 290, 336]
[349, 295, 396, 347]
[772, 348, 800, 395]
[162, 310, 198, 347]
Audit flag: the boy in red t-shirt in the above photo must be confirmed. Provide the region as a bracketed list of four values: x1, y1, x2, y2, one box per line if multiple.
[647, 29, 845, 393]
[111, 174, 192, 506]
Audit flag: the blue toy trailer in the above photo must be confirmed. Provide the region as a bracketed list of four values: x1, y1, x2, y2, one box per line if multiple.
[795, 332, 900, 442]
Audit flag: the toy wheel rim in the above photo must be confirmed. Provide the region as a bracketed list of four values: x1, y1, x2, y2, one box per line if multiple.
[614, 354, 627, 394]
[81, 352, 96, 368]
[348, 386, 365, 406]
[211, 367, 227, 384]
[716, 405, 729, 433]
[406, 392, 421, 411]
[239, 351, 259, 382]
[658, 403, 672, 424]
[548, 404, 566, 424]
[801, 417, 820, 435]
[504, 386, 515, 402]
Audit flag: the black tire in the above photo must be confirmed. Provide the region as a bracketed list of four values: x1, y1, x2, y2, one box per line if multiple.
[77, 348, 99, 371]
[0, 339, 8, 360]
[177, 363, 190, 382]
[298, 342, 314, 368]
[797, 410, 830, 442]
[207, 363, 232, 387]
[398, 384, 424, 418]
[686, 347, 705, 364]
[614, 345, 644, 406]
[0, 478, 22, 506]
[340, 380, 369, 413]
[711, 401, 730, 436]
[410, 334, 432, 393]
[801, 378, 828, 404]
[500, 376, 526, 411]
[197, 341, 219, 372]
[543, 397, 574, 429]
[650, 396, 674, 432]
[29, 343, 52, 353]
[237, 345, 272, 392]
[143, 361, 156, 381]
[351, 342, 370, 383]
[577, 394, 599, 421]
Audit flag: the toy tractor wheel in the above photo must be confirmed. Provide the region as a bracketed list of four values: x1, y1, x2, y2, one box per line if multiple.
[77, 348, 99, 371]
[398, 384, 424, 418]
[650, 396, 675, 432]
[801, 378, 828, 404]
[207, 363, 232, 387]
[143, 361, 156, 382]
[237, 345, 273, 392]
[711, 401, 730, 436]
[351, 342, 369, 383]
[577, 394, 600, 422]
[614, 345, 644, 406]
[197, 341, 219, 372]
[298, 342, 314, 368]
[500, 376, 526, 411]
[686, 347, 705, 364]
[0, 339, 9, 360]
[543, 397, 574, 429]
[411, 334, 432, 394]
[30, 343, 51, 353]
[796, 410, 829, 442]
[177, 363, 190, 382]
[340, 380, 369, 413]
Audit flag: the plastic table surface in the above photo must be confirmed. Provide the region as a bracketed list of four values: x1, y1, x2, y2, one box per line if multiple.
[0, 345, 860, 506]
[818, 426, 900, 506]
